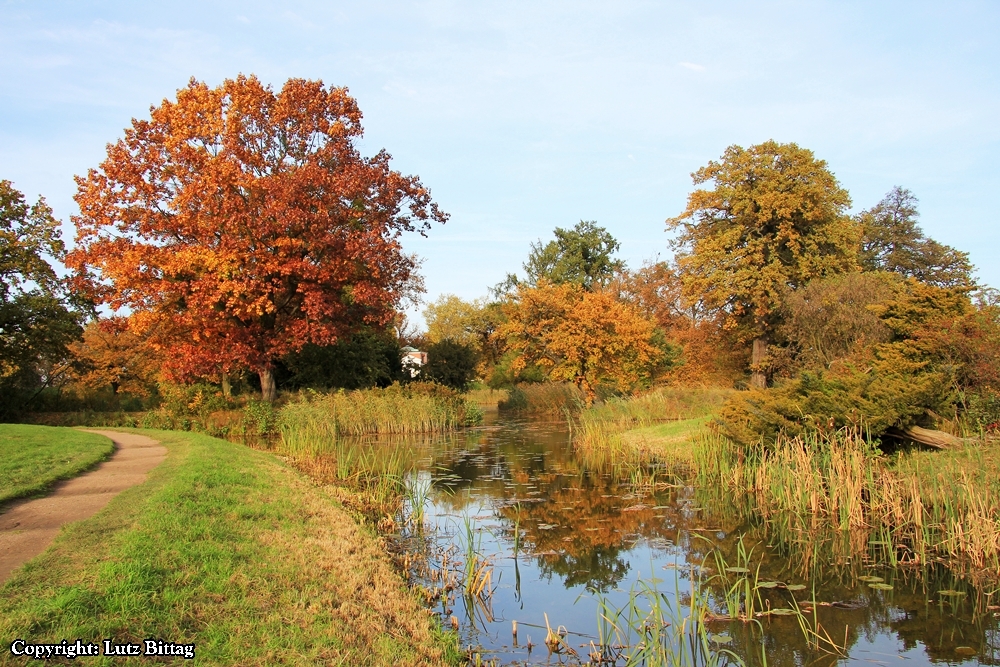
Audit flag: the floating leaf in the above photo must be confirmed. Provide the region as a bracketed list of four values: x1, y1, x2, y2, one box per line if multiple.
[938, 589, 967, 598]
[868, 583, 894, 591]
[725, 567, 750, 575]
[955, 647, 977, 656]
[769, 608, 797, 616]
[858, 575, 884, 583]
[784, 584, 807, 591]
[710, 633, 732, 644]
[756, 581, 780, 589]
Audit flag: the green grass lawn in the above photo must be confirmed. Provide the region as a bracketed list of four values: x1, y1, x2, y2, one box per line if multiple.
[621, 416, 710, 464]
[0, 425, 115, 505]
[0, 429, 456, 666]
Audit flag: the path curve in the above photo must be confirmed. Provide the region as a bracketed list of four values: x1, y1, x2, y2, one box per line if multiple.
[0, 430, 166, 584]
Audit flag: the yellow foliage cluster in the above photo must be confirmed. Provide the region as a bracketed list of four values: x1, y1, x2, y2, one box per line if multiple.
[495, 282, 676, 403]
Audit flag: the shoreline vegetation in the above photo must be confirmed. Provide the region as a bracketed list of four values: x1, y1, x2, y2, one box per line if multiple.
[567, 386, 1000, 583]
[696, 429, 1000, 579]
[0, 427, 460, 667]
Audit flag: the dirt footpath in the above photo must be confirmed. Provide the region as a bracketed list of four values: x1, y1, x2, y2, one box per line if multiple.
[0, 431, 166, 584]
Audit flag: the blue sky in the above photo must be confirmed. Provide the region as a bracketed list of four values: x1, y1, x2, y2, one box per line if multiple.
[3, 1, 998, 322]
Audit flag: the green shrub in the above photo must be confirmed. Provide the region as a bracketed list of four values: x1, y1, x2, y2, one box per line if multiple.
[243, 400, 280, 437]
[422, 339, 478, 390]
[716, 364, 954, 446]
[965, 389, 1000, 433]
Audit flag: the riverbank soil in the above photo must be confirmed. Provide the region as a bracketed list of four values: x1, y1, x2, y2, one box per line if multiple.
[0, 429, 452, 666]
[0, 430, 165, 584]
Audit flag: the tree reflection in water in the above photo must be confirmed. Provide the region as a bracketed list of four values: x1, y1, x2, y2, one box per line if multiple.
[373, 414, 1000, 666]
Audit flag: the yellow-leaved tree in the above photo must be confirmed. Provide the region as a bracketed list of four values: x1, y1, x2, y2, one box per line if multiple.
[495, 282, 676, 403]
[667, 141, 860, 388]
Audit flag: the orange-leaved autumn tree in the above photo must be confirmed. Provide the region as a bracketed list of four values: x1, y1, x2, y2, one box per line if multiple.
[495, 281, 677, 403]
[69, 318, 161, 396]
[68, 76, 446, 401]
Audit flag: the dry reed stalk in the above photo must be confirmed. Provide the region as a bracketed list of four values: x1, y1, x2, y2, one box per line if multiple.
[699, 428, 1000, 576]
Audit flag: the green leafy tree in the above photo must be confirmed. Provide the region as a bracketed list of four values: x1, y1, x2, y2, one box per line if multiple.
[500, 221, 624, 293]
[667, 141, 860, 388]
[423, 338, 478, 390]
[858, 186, 972, 288]
[279, 329, 404, 390]
[0, 180, 82, 415]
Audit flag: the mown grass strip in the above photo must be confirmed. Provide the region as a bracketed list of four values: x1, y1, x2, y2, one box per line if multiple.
[0, 425, 115, 505]
[0, 429, 457, 666]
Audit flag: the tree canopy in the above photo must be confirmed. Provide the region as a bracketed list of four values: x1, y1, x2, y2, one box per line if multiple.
[67, 76, 446, 400]
[423, 338, 478, 390]
[423, 294, 483, 347]
[495, 281, 677, 403]
[499, 220, 624, 293]
[0, 180, 82, 414]
[667, 140, 860, 387]
[858, 186, 972, 288]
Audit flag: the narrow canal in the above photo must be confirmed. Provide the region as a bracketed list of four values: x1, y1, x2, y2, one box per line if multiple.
[378, 413, 999, 666]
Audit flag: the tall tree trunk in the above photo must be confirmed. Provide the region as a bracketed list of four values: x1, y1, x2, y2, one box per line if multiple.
[750, 337, 768, 389]
[259, 367, 277, 402]
[221, 371, 231, 398]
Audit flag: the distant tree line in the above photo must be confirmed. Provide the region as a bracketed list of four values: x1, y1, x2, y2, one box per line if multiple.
[1, 74, 993, 440]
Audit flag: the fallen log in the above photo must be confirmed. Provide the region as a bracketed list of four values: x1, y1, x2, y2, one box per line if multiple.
[883, 425, 964, 450]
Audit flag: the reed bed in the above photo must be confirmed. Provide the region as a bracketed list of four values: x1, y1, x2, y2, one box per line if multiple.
[279, 384, 473, 444]
[273, 384, 475, 515]
[695, 429, 1000, 577]
[464, 387, 509, 409]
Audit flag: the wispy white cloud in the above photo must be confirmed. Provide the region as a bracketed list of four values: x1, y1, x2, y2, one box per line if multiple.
[679, 61, 705, 71]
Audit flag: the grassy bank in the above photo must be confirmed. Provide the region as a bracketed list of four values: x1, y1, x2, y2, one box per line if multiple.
[0, 425, 115, 504]
[572, 387, 732, 471]
[0, 429, 457, 666]
[24, 382, 483, 445]
[695, 429, 1000, 578]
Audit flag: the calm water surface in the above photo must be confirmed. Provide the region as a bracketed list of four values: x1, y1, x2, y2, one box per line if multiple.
[375, 414, 998, 665]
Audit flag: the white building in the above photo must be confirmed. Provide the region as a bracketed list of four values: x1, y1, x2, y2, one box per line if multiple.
[401, 346, 427, 378]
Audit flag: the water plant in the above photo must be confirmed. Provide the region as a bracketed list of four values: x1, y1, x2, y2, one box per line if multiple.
[586, 566, 742, 666]
[403, 472, 434, 532]
[705, 536, 764, 622]
[461, 514, 496, 603]
[694, 427, 1000, 578]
